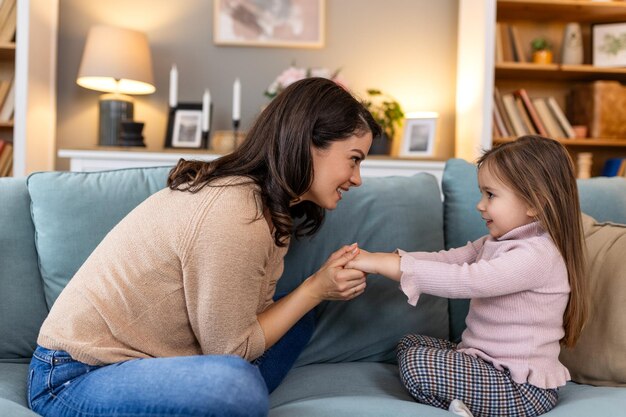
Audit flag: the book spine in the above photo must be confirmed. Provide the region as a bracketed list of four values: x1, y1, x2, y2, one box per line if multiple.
[514, 89, 548, 136]
[502, 94, 527, 137]
[547, 97, 576, 139]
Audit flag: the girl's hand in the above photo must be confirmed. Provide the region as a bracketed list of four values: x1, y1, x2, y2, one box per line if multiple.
[304, 243, 367, 301]
[345, 248, 378, 274]
[347, 250, 402, 282]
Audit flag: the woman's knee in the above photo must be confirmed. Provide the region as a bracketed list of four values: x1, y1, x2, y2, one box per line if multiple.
[195, 356, 269, 417]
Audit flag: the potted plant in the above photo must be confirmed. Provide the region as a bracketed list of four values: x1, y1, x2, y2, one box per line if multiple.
[531, 37, 553, 64]
[363, 89, 405, 155]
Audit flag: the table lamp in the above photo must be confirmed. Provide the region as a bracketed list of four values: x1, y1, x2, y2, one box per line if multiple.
[77, 25, 155, 146]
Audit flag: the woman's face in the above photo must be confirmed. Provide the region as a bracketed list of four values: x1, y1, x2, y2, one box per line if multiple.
[299, 132, 373, 210]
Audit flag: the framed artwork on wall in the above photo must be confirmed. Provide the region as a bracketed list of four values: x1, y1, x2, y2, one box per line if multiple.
[400, 113, 438, 157]
[213, 0, 325, 48]
[592, 22, 626, 67]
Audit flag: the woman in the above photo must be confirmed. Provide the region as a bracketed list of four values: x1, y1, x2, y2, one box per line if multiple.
[28, 77, 381, 417]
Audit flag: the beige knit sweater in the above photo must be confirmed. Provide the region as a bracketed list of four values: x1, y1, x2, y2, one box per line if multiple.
[38, 177, 287, 366]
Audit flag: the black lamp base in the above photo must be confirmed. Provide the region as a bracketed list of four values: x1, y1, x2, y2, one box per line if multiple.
[99, 94, 134, 146]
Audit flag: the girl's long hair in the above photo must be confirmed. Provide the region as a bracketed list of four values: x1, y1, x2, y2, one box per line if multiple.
[167, 77, 380, 247]
[477, 135, 587, 347]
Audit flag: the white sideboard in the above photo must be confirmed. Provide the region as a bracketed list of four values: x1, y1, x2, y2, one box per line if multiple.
[58, 148, 446, 185]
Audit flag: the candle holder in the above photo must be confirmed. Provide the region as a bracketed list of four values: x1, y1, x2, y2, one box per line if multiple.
[233, 119, 240, 147]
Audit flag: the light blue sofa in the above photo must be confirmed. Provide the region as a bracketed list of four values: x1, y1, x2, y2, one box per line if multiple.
[1, 159, 625, 417]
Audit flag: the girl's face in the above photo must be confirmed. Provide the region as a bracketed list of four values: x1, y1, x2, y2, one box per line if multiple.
[299, 132, 373, 210]
[476, 164, 537, 239]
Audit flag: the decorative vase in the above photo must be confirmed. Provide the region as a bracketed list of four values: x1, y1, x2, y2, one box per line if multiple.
[532, 50, 553, 64]
[561, 22, 583, 65]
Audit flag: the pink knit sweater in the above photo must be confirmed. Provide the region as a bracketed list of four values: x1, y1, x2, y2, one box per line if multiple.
[399, 222, 571, 389]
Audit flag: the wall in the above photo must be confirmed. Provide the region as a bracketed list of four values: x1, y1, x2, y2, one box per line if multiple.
[56, 0, 458, 169]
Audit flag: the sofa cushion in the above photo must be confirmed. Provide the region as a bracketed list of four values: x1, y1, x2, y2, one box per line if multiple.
[0, 178, 48, 362]
[442, 158, 626, 342]
[559, 214, 626, 387]
[279, 174, 448, 365]
[269, 362, 449, 416]
[27, 167, 171, 308]
[268, 362, 626, 417]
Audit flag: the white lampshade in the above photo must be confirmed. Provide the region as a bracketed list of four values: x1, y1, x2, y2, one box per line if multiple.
[77, 25, 155, 95]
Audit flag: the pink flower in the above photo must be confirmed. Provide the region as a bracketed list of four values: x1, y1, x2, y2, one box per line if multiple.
[265, 65, 346, 99]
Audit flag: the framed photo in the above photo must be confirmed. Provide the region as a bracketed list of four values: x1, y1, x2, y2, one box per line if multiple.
[213, 0, 325, 48]
[400, 114, 438, 157]
[592, 22, 626, 67]
[164, 103, 209, 149]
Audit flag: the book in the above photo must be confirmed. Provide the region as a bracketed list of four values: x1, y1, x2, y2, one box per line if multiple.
[0, 77, 14, 121]
[0, 0, 15, 43]
[0, 140, 12, 177]
[513, 89, 548, 136]
[495, 23, 504, 64]
[499, 22, 515, 62]
[533, 98, 566, 139]
[546, 97, 576, 139]
[492, 112, 502, 138]
[509, 25, 527, 63]
[492, 97, 509, 137]
[0, 79, 10, 109]
[0, 0, 13, 39]
[601, 158, 625, 177]
[494, 87, 515, 135]
[502, 93, 527, 137]
[514, 96, 537, 135]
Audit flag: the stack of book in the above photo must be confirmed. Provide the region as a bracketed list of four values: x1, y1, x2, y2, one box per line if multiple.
[493, 87, 576, 140]
[0, 0, 16, 43]
[495, 22, 528, 63]
[0, 138, 13, 177]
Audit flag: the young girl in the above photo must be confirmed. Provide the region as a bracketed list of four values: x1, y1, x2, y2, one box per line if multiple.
[347, 135, 587, 417]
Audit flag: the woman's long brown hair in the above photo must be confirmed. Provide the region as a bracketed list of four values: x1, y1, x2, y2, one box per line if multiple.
[167, 77, 380, 247]
[477, 135, 587, 347]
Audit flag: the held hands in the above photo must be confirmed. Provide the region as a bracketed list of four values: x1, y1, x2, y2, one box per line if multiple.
[305, 243, 367, 301]
[346, 249, 402, 282]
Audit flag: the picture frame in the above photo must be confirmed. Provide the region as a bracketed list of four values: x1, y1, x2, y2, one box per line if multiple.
[213, 0, 325, 48]
[399, 113, 438, 157]
[164, 103, 209, 149]
[592, 22, 626, 67]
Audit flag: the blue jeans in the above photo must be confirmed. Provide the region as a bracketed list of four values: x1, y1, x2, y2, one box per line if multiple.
[28, 308, 314, 416]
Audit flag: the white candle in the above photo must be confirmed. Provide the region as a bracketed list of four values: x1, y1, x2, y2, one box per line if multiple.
[169, 65, 178, 108]
[232, 78, 241, 121]
[201, 89, 211, 132]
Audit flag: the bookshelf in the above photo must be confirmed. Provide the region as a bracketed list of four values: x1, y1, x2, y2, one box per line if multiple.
[456, 0, 626, 177]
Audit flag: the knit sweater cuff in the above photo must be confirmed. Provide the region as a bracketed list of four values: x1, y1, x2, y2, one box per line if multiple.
[397, 249, 421, 306]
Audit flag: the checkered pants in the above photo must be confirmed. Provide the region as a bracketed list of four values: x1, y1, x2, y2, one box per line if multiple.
[397, 334, 558, 417]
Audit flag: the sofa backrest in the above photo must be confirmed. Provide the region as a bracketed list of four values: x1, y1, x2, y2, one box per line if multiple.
[0, 178, 48, 363]
[27, 167, 171, 308]
[20, 168, 447, 366]
[279, 174, 448, 366]
[442, 158, 626, 342]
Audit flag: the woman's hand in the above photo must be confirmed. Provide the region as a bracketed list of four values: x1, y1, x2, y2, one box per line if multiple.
[304, 243, 367, 301]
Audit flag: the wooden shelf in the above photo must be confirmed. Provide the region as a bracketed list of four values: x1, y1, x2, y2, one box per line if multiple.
[497, 0, 626, 22]
[0, 121, 13, 128]
[496, 62, 626, 82]
[0, 43, 15, 60]
[494, 137, 626, 147]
